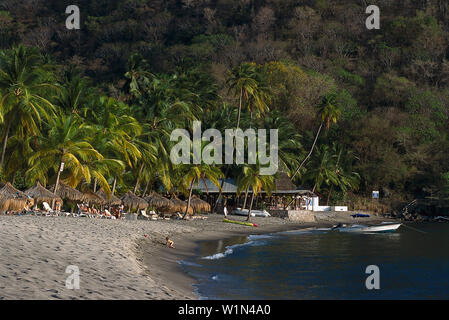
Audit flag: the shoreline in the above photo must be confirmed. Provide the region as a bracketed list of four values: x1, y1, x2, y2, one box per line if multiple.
[136, 217, 313, 300]
[0, 213, 399, 300]
[138, 213, 398, 300]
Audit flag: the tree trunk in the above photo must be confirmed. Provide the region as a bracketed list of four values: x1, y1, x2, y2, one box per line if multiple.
[133, 164, 144, 194]
[112, 177, 117, 195]
[291, 122, 323, 181]
[212, 167, 229, 213]
[93, 179, 97, 192]
[326, 185, 334, 206]
[236, 87, 243, 131]
[247, 192, 255, 222]
[0, 121, 11, 167]
[213, 88, 243, 212]
[143, 180, 150, 197]
[183, 179, 195, 220]
[54, 161, 62, 195]
[242, 186, 249, 209]
[53, 160, 63, 209]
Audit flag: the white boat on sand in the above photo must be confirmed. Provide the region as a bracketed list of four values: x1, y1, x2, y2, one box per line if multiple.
[232, 208, 271, 217]
[335, 222, 401, 233]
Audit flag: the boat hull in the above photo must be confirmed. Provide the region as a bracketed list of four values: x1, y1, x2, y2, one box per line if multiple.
[337, 223, 401, 233]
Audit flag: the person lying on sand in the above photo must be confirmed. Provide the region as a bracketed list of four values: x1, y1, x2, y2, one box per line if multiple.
[166, 237, 175, 248]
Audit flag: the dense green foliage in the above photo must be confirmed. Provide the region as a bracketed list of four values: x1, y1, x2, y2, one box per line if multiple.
[1, 0, 449, 205]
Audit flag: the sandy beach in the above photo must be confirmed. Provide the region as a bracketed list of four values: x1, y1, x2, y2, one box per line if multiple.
[0, 212, 395, 300]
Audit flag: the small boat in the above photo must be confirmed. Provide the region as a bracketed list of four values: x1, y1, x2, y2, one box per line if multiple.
[232, 208, 271, 217]
[335, 222, 401, 233]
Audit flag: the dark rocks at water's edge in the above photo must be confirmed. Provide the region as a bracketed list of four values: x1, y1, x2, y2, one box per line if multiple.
[382, 211, 449, 222]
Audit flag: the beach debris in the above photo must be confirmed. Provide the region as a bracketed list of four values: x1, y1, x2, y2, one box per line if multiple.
[223, 218, 258, 227]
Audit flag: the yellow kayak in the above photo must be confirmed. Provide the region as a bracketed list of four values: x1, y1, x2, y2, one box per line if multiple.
[223, 218, 258, 227]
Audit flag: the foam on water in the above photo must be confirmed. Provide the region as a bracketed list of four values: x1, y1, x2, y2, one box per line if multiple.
[201, 240, 266, 260]
[178, 260, 202, 267]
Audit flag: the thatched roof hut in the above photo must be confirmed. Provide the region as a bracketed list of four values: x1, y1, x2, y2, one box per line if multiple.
[190, 196, 211, 213]
[96, 189, 122, 206]
[170, 196, 194, 215]
[145, 192, 172, 210]
[275, 171, 297, 191]
[49, 183, 84, 202]
[120, 191, 148, 211]
[0, 182, 34, 213]
[25, 182, 63, 206]
[82, 190, 105, 206]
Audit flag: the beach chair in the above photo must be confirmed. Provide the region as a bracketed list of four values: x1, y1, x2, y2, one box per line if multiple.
[141, 210, 150, 220]
[104, 209, 116, 219]
[42, 202, 56, 216]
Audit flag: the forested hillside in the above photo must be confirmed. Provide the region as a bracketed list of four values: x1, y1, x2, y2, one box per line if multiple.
[1, 0, 449, 208]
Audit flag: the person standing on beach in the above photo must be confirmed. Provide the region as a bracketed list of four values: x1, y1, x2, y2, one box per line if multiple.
[223, 205, 228, 217]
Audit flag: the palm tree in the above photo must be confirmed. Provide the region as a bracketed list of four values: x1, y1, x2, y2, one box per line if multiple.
[179, 140, 223, 219]
[212, 64, 271, 212]
[291, 91, 342, 181]
[325, 143, 360, 205]
[0, 45, 56, 167]
[237, 165, 275, 221]
[82, 96, 144, 194]
[226, 62, 270, 130]
[304, 144, 360, 204]
[26, 115, 104, 194]
[304, 145, 339, 193]
[257, 110, 303, 175]
[54, 68, 93, 114]
[182, 163, 223, 219]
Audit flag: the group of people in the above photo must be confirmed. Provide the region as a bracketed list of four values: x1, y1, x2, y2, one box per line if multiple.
[77, 203, 125, 219]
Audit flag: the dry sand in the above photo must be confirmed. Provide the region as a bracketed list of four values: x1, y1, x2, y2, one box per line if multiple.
[0, 212, 395, 300]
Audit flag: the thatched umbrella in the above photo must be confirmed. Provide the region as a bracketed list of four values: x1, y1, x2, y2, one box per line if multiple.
[82, 190, 105, 206]
[0, 182, 34, 213]
[25, 182, 63, 206]
[96, 189, 122, 206]
[49, 182, 84, 202]
[120, 191, 148, 212]
[145, 192, 173, 210]
[190, 196, 211, 213]
[170, 196, 194, 215]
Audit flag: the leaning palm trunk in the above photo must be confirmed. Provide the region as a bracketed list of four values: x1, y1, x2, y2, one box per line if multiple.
[0, 121, 11, 167]
[52, 160, 63, 209]
[53, 160, 63, 195]
[133, 164, 144, 194]
[112, 177, 117, 195]
[212, 167, 229, 213]
[247, 192, 255, 222]
[291, 122, 323, 181]
[183, 179, 195, 219]
[242, 186, 249, 209]
[326, 185, 333, 206]
[214, 88, 244, 212]
[142, 180, 150, 197]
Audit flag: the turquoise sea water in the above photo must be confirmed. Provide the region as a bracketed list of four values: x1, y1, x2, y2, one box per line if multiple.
[180, 223, 449, 299]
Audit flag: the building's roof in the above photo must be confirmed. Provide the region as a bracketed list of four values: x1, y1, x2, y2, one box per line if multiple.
[275, 172, 297, 191]
[194, 176, 315, 196]
[194, 178, 237, 194]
